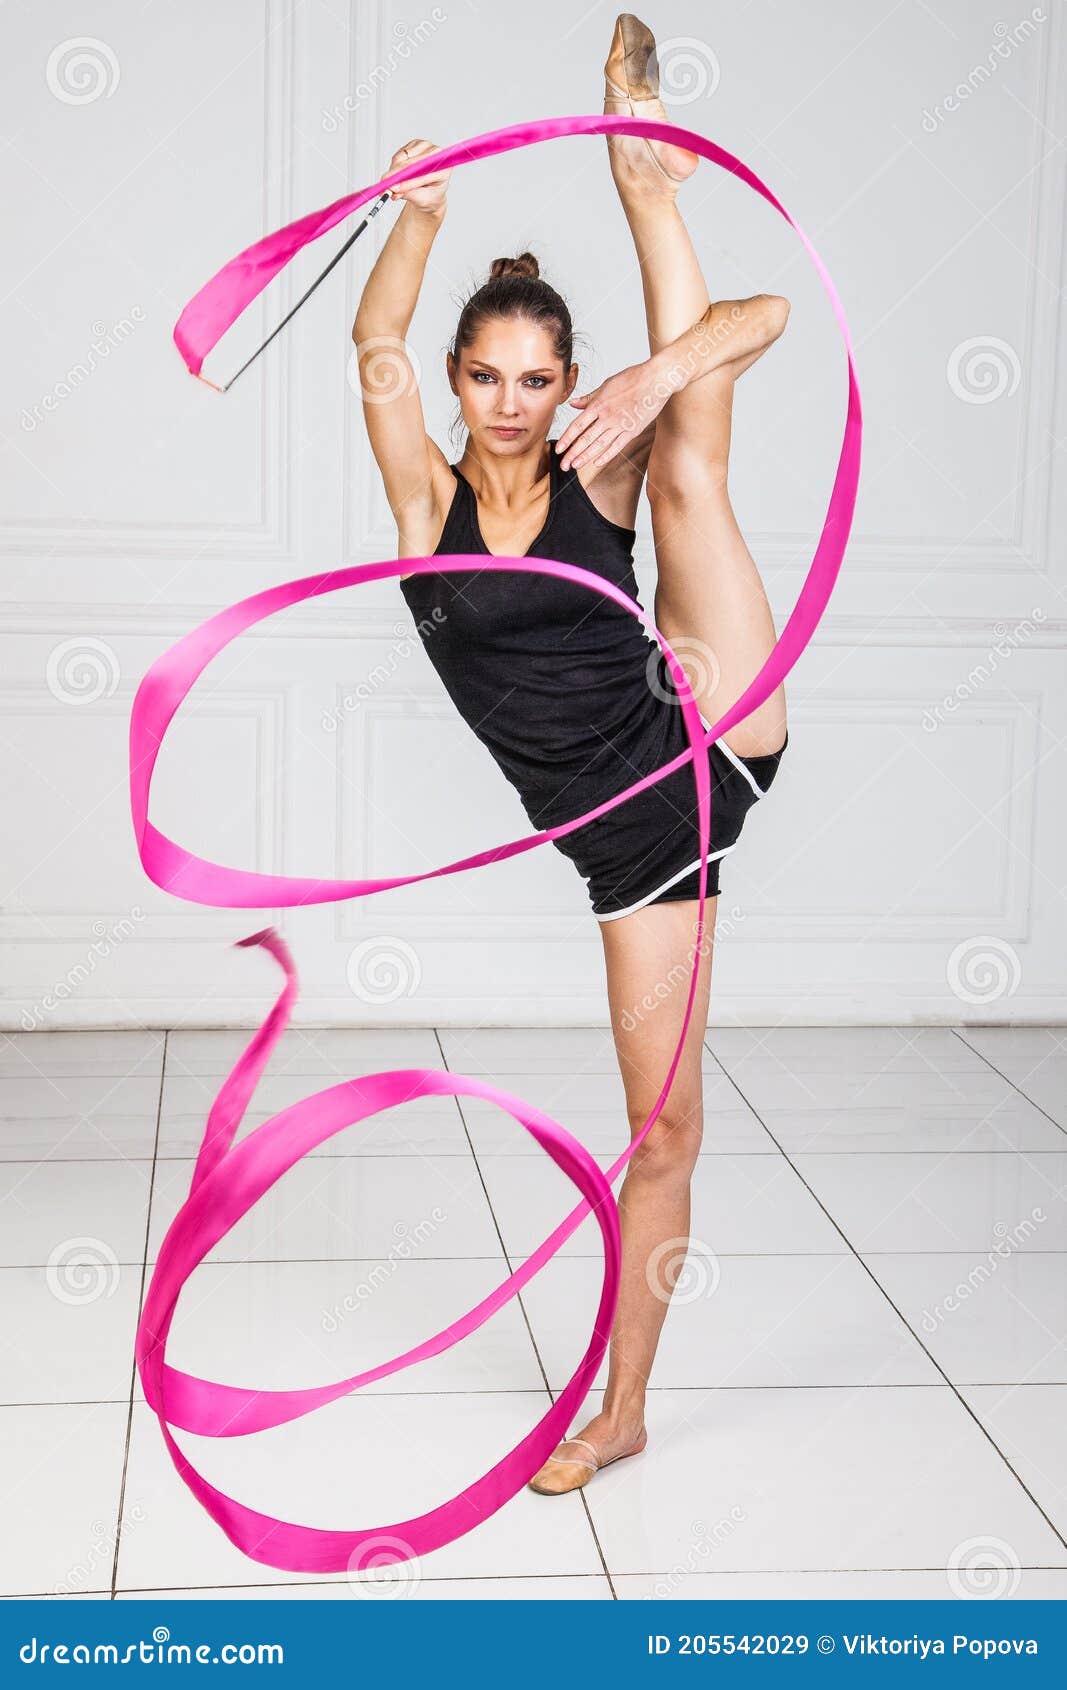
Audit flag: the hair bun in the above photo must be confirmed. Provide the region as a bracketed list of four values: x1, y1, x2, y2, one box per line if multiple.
[488, 252, 540, 281]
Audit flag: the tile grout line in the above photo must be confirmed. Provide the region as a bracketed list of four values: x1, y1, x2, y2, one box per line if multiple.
[109, 1029, 169, 1601]
[435, 1028, 622, 1600]
[702, 1033, 1067, 1554]
[950, 1027, 1067, 1142]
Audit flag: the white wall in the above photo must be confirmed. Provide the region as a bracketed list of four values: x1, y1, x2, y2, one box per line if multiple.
[2, 0, 1064, 1027]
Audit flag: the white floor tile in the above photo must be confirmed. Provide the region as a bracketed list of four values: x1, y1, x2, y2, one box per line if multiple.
[131, 1258, 542, 1401]
[0, 1075, 162, 1161]
[793, 1152, 1067, 1253]
[958, 1028, 1067, 1076]
[0, 1403, 129, 1597]
[955, 1032, 1067, 1129]
[117, 1393, 604, 1589]
[462, 1095, 772, 1157]
[438, 1028, 619, 1074]
[579, 1386, 1067, 1575]
[115, 1575, 613, 1599]
[1006, 1072, 1067, 1130]
[454, 1064, 743, 1122]
[615, 1569, 1067, 1599]
[0, 1031, 164, 1078]
[159, 1073, 471, 1159]
[477, 1153, 847, 1259]
[728, 1069, 1029, 1115]
[755, 1102, 1064, 1155]
[0, 1160, 152, 1267]
[146, 1155, 504, 1264]
[706, 1028, 988, 1076]
[0, 1264, 141, 1403]
[165, 1028, 443, 1077]
[517, 1253, 940, 1392]
[863, 1254, 1067, 1384]
[960, 1385, 1067, 1537]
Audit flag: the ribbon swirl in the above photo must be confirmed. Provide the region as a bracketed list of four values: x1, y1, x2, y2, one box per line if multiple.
[132, 113, 861, 1573]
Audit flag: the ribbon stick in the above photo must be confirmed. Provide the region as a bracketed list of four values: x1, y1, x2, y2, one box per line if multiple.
[133, 113, 861, 1574]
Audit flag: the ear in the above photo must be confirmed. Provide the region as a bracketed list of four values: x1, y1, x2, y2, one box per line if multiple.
[564, 362, 579, 400]
[446, 351, 458, 397]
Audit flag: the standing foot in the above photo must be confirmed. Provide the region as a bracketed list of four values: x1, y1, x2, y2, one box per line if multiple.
[528, 1407, 648, 1496]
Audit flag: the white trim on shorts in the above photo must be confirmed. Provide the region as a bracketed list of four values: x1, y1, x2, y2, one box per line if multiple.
[594, 841, 738, 922]
[592, 713, 768, 924]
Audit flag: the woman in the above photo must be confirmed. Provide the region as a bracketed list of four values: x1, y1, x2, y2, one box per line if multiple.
[353, 13, 789, 1495]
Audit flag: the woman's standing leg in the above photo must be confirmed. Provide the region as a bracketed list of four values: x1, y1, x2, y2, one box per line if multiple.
[527, 898, 714, 1491]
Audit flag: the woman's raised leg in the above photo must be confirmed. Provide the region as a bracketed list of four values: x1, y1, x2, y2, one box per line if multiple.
[607, 84, 788, 758]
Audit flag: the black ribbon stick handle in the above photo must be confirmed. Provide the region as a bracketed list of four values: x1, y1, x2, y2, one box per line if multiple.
[202, 191, 393, 392]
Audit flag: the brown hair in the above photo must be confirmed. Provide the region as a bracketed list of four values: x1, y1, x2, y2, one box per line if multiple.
[451, 251, 574, 367]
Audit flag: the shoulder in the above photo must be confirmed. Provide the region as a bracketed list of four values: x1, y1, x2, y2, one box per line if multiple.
[571, 420, 656, 530]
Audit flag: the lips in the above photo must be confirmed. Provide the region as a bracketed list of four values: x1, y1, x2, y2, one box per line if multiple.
[491, 426, 523, 437]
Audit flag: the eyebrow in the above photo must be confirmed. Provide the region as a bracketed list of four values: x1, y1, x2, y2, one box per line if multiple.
[467, 360, 556, 377]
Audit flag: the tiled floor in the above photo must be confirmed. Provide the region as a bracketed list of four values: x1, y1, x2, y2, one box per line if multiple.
[1, 1023, 1065, 1600]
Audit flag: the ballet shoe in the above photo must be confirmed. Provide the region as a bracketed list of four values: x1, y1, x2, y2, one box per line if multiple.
[603, 13, 699, 192]
[527, 1427, 648, 1496]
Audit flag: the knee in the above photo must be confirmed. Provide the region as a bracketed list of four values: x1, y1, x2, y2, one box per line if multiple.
[646, 448, 730, 514]
[625, 1103, 703, 1186]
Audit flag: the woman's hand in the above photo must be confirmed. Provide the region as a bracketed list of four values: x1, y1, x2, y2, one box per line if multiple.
[385, 139, 451, 215]
[556, 358, 679, 471]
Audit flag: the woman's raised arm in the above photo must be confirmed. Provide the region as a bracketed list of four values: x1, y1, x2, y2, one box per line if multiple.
[352, 140, 452, 522]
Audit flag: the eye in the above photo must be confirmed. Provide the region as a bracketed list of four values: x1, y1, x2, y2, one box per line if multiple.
[472, 371, 495, 383]
[525, 376, 549, 389]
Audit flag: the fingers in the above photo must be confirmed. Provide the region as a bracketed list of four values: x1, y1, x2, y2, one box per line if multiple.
[561, 422, 621, 470]
[555, 404, 599, 457]
[387, 139, 449, 198]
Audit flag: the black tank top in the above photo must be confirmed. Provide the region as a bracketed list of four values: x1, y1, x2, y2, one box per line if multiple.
[398, 443, 681, 830]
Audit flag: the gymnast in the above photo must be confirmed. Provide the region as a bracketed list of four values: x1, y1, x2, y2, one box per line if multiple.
[352, 12, 790, 1496]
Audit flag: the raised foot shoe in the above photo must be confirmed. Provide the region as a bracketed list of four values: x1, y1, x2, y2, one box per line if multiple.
[603, 12, 699, 190]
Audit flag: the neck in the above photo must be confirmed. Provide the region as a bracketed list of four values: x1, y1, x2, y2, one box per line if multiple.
[458, 434, 552, 506]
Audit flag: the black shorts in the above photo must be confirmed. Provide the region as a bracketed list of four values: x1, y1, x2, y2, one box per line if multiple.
[548, 717, 788, 920]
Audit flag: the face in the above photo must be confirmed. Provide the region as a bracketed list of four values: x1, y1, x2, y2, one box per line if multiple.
[447, 319, 577, 454]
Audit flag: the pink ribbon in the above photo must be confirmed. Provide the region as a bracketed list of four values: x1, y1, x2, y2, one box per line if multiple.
[133, 113, 861, 1573]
